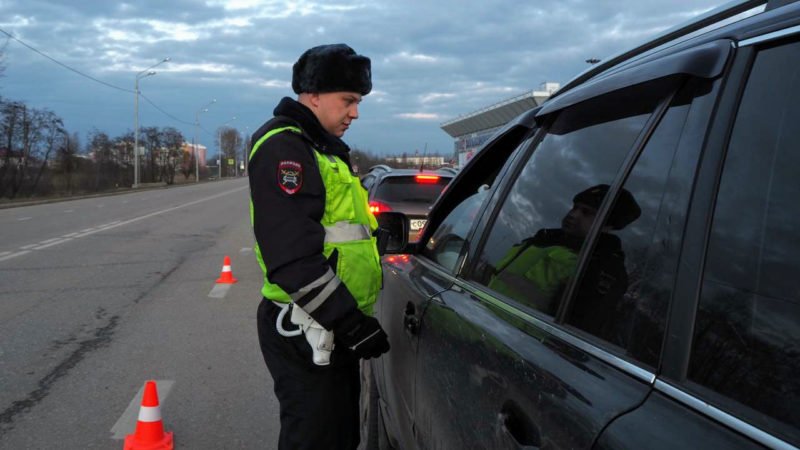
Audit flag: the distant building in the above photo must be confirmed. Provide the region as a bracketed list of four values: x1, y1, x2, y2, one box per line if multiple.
[385, 155, 445, 167]
[182, 142, 207, 167]
[441, 82, 559, 167]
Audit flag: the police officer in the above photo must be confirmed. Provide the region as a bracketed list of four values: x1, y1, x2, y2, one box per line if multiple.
[248, 43, 390, 449]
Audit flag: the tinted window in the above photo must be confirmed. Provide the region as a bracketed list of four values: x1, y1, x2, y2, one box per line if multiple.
[374, 176, 450, 203]
[689, 39, 800, 445]
[566, 80, 710, 367]
[472, 81, 673, 316]
[423, 127, 535, 274]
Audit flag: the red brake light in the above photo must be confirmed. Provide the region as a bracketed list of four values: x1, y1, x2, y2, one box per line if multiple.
[369, 201, 391, 214]
[415, 174, 440, 184]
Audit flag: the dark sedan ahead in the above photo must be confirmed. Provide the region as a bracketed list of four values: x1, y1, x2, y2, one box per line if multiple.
[360, 166, 455, 243]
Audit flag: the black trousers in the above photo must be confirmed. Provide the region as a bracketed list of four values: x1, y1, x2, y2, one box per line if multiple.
[257, 298, 361, 450]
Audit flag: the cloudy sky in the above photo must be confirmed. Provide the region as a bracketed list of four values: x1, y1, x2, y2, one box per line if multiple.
[0, 0, 730, 157]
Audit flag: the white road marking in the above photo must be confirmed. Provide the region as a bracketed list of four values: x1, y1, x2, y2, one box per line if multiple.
[63, 232, 79, 238]
[239, 247, 253, 255]
[33, 238, 72, 250]
[208, 283, 232, 298]
[17, 217, 32, 221]
[3, 186, 247, 263]
[110, 380, 175, 440]
[0, 250, 30, 262]
[0, 251, 10, 257]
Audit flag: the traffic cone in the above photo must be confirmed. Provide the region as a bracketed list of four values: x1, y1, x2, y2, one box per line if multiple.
[215, 255, 238, 284]
[124, 381, 173, 450]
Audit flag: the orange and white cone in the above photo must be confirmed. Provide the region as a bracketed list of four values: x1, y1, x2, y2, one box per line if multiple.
[124, 380, 173, 450]
[215, 255, 238, 284]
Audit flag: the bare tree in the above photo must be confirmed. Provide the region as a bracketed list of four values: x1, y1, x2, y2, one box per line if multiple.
[180, 140, 195, 180]
[0, 37, 7, 83]
[160, 127, 184, 185]
[113, 131, 134, 187]
[218, 126, 241, 177]
[0, 99, 21, 197]
[26, 109, 63, 196]
[58, 131, 81, 194]
[140, 126, 161, 182]
[88, 129, 114, 191]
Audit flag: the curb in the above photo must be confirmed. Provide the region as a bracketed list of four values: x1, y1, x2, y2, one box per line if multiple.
[0, 178, 228, 210]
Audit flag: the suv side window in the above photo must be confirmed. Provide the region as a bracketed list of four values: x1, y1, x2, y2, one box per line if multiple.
[688, 39, 800, 445]
[565, 79, 713, 367]
[471, 80, 673, 317]
[422, 127, 534, 274]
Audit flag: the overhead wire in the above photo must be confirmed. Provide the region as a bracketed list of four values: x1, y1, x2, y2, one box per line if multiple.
[0, 27, 201, 129]
[0, 27, 133, 94]
[139, 93, 194, 126]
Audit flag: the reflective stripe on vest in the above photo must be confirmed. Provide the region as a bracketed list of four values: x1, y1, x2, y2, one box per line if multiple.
[325, 221, 371, 243]
[288, 266, 336, 302]
[248, 126, 301, 162]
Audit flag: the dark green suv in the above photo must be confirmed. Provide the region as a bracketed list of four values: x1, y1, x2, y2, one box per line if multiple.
[364, 0, 800, 448]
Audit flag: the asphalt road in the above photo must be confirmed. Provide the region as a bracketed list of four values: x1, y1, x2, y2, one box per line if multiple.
[0, 178, 281, 448]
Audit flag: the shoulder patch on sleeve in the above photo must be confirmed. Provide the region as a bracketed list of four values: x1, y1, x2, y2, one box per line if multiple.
[277, 160, 303, 194]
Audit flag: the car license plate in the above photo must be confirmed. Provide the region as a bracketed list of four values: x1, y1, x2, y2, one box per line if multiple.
[410, 219, 427, 231]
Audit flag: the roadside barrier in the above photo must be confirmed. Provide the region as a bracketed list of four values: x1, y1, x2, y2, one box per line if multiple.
[124, 380, 173, 450]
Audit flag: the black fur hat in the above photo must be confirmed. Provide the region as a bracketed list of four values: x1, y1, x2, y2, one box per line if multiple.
[292, 44, 372, 95]
[573, 184, 641, 230]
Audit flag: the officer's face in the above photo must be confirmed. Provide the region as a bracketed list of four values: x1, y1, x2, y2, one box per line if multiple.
[562, 201, 597, 238]
[312, 92, 362, 137]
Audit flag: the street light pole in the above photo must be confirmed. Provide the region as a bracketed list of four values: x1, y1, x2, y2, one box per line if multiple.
[133, 57, 170, 188]
[194, 99, 217, 182]
[239, 125, 250, 177]
[218, 116, 237, 179]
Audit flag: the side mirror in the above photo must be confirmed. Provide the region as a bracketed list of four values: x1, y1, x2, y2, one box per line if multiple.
[376, 212, 409, 254]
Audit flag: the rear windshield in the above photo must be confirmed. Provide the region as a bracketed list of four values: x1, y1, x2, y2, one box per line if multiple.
[374, 176, 451, 203]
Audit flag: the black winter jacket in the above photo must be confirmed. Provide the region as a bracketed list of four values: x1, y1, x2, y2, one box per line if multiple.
[248, 97, 360, 329]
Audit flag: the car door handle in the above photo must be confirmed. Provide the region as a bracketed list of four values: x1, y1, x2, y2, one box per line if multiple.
[403, 303, 420, 334]
[498, 406, 540, 450]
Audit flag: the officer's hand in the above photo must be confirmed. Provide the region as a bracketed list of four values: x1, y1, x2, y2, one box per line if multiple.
[335, 312, 390, 359]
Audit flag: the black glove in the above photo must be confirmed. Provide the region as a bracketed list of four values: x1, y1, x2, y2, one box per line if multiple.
[334, 311, 390, 359]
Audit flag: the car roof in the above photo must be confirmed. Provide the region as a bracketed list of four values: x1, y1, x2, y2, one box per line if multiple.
[365, 166, 456, 179]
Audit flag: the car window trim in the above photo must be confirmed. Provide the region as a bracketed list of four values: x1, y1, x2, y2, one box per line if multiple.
[738, 23, 800, 46]
[653, 380, 796, 449]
